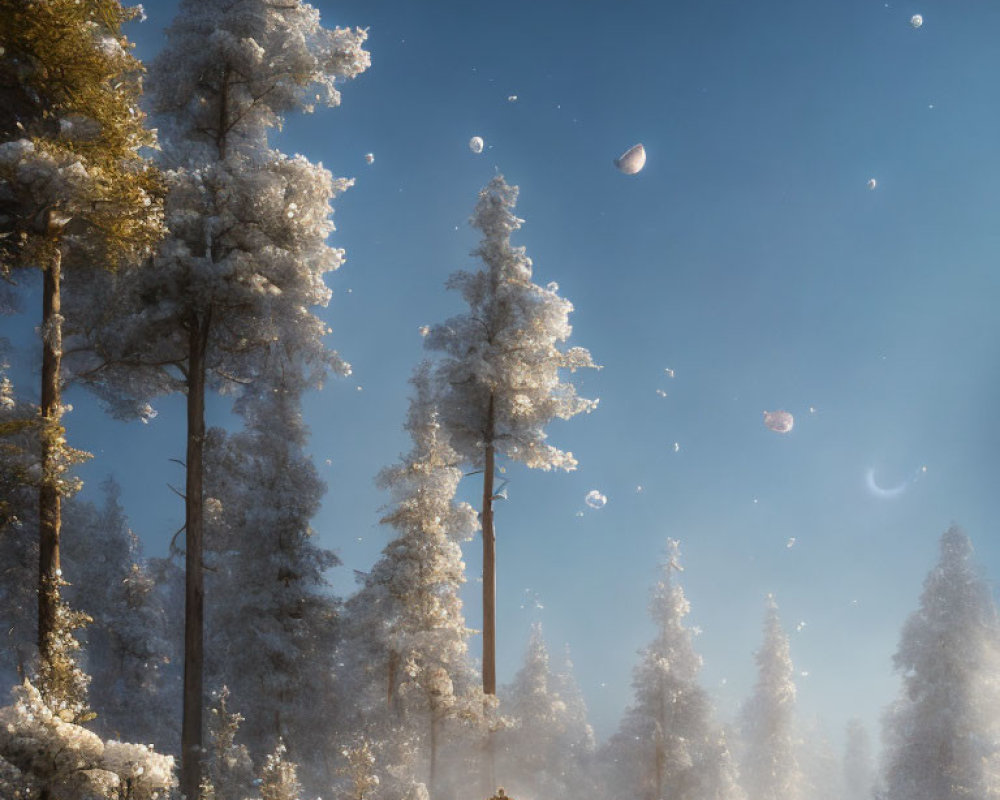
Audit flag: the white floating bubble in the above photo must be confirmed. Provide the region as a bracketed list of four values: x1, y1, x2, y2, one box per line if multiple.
[796, 621, 807, 632]
[763, 410, 794, 433]
[673, 442, 681, 452]
[867, 178, 878, 191]
[469, 136, 485, 154]
[910, 13, 923, 27]
[364, 152, 375, 165]
[664, 367, 675, 378]
[786, 537, 796, 548]
[656, 389, 668, 398]
[418, 325, 430, 337]
[615, 143, 646, 175]
[507, 95, 518, 102]
[584, 489, 607, 509]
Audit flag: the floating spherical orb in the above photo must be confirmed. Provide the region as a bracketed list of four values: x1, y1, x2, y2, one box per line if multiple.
[867, 178, 878, 190]
[910, 13, 923, 27]
[364, 152, 374, 165]
[763, 410, 794, 433]
[584, 489, 607, 509]
[615, 143, 646, 175]
[469, 136, 485, 154]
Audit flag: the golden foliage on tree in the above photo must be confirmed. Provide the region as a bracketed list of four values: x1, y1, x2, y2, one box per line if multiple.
[0, 0, 163, 274]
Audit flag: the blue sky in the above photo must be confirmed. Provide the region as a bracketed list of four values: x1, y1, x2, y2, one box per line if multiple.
[6, 0, 1000, 748]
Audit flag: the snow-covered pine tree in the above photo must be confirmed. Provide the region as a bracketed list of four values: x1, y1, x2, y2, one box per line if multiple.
[340, 364, 481, 800]
[0, 360, 38, 683]
[60, 479, 176, 751]
[0, 0, 162, 709]
[881, 526, 1000, 800]
[498, 623, 595, 800]
[65, 3, 370, 794]
[202, 360, 340, 794]
[842, 719, 875, 800]
[739, 595, 802, 800]
[425, 174, 599, 698]
[203, 686, 255, 800]
[255, 739, 302, 800]
[550, 645, 597, 797]
[604, 540, 737, 800]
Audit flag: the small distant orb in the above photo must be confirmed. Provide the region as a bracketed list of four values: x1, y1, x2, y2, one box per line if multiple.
[867, 178, 878, 191]
[615, 143, 646, 175]
[910, 13, 923, 27]
[507, 95, 518, 102]
[763, 410, 794, 433]
[364, 152, 375, 165]
[584, 489, 607, 510]
[469, 136, 485, 154]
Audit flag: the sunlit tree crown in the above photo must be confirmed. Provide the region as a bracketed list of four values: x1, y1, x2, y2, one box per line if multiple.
[426, 175, 598, 471]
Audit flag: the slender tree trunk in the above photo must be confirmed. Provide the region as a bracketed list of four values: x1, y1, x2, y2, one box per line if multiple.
[429, 708, 438, 799]
[37, 249, 62, 669]
[181, 314, 209, 800]
[482, 394, 497, 794]
[482, 395, 496, 696]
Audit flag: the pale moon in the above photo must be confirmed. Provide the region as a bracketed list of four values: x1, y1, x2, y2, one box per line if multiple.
[865, 468, 907, 499]
[615, 143, 646, 175]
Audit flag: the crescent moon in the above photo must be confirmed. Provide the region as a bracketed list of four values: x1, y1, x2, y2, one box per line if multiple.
[865, 468, 907, 499]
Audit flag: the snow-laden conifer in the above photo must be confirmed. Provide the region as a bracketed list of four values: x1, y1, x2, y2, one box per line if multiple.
[881, 526, 1000, 800]
[202, 362, 339, 793]
[739, 595, 801, 800]
[61, 480, 176, 750]
[203, 686, 254, 800]
[0, 1, 163, 702]
[604, 540, 740, 800]
[341, 364, 481, 799]
[0, 361, 37, 682]
[65, 4, 369, 794]
[498, 624, 595, 800]
[425, 174, 598, 698]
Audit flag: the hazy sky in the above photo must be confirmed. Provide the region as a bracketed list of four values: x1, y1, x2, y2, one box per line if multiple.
[6, 0, 1000, 748]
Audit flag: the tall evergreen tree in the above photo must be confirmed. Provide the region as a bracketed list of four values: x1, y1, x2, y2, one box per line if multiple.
[498, 623, 595, 800]
[425, 174, 599, 699]
[69, 3, 370, 794]
[604, 541, 741, 800]
[340, 364, 482, 800]
[202, 359, 340, 794]
[60, 479, 176, 750]
[881, 526, 1000, 800]
[739, 595, 801, 800]
[0, 359, 38, 683]
[551, 644, 598, 797]
[0, 0, 163, 710]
